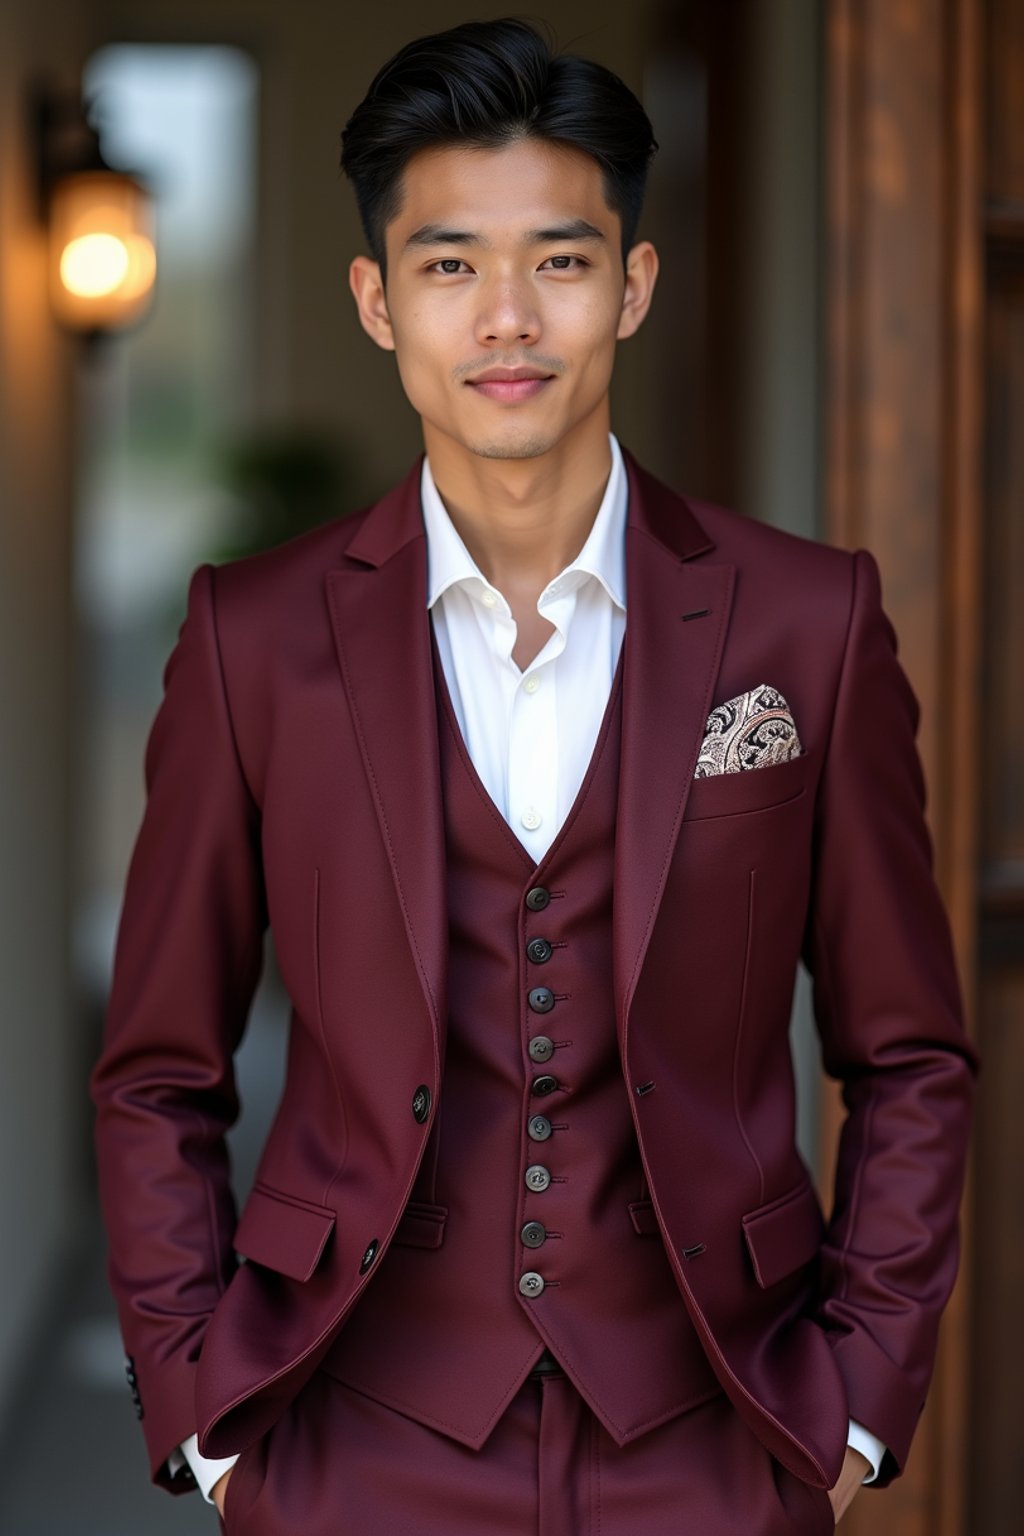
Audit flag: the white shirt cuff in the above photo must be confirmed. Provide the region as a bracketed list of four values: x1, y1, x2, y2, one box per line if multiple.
[847, 1418, 886, 1484]
[170, 1433, 241, 1504]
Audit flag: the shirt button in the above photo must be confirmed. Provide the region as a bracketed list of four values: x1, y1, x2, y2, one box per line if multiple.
[523, 675, 540, 693]
[481, 590, 498, 607]
[521, 806, 542, 830]
[525, 1163, 551, 1191]
[519, 1271, 545, 1297]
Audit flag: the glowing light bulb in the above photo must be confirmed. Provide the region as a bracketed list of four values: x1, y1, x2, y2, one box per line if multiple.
[60, 232, 130, 298]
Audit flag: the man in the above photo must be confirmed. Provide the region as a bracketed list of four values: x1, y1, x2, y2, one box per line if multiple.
[90, 18, 978, 1534]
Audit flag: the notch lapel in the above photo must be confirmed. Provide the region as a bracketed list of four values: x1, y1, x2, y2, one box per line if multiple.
[613, 452, 736, 1043]
[324, 460, 448, 1047]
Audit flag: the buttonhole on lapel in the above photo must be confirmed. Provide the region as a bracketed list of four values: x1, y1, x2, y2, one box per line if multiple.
[682, 1243, 706, 1260]
[635, 1080, 656, 1096]
[681, 608, 710, 621]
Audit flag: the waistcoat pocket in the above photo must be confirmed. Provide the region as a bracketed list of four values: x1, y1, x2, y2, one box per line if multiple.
[391, 1199, 448, 1249]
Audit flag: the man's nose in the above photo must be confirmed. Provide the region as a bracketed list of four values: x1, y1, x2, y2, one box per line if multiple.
[475, 278, 541, 346]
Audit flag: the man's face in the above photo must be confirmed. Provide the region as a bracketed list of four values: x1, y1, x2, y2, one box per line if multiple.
[349, 138, 657, 462]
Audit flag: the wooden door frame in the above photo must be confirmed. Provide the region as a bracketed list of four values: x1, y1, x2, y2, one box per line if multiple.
[821, 2, 982, 1533]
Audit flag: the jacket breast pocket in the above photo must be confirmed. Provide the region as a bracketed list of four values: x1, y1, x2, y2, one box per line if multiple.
[233, 1180, 337, 1281]
[741, 1179, 825, 1288]
[684, 748, 815, 822]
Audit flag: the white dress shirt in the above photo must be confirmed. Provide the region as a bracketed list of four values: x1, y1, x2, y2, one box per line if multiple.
[171, 430, 884, 1499]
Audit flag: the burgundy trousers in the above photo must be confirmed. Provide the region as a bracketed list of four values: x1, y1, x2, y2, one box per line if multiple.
[216, 1357, 836, 1535]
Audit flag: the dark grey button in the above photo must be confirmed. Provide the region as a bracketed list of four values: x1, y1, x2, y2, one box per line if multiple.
[528, 1035, 555, 1062]
[519, 1270, 545, 1296]
[532, 1074, 558, 1096]
[521, 1220, 547, 1248]
[525, 886, 550, 911]
[411, 1084, 431, 1123]
[528, 1114, 552, 1141]
[525, 1163, 551, 1191]
[359, 1238, 380, 1274]
[526, 937, 553, 963]
[528, 986, 555, 1014]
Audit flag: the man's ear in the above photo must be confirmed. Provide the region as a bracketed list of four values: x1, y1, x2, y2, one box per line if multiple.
[616, 240, 659, 341]
[349, 256, 395, 352]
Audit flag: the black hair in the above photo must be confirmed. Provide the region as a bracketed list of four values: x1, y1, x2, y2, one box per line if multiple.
[339, 16, 658, 285]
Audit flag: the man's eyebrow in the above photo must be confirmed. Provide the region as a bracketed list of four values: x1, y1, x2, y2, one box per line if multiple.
[402, 219, 606, 251]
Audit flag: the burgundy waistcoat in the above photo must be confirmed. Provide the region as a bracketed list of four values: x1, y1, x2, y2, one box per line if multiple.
[319, 628, 722, 1449]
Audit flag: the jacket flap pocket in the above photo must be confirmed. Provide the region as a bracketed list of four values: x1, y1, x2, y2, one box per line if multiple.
[628, 1198, 660, 1236]
[233, 1181, 337, 1282]
[392, 1199, 448, 1249]
[741, 1179, 824, 1288]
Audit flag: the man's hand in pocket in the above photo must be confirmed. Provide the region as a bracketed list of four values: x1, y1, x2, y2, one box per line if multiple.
[828, 1446, 872, 1523]
[211, 1466, 234, 1518]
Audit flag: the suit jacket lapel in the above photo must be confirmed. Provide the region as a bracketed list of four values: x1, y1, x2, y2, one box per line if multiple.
[323, 446, 736, 1058]
[324, 459, 449, 1048]
[613, 450, 735, 1041]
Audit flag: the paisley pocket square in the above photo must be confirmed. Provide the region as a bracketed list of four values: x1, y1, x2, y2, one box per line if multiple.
[695, 684, 803, 777]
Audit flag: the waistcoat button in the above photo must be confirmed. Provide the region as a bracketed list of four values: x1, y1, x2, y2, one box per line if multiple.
[525, 886, 550, 911]
[521, 1220, 547, 1248]
[528, 1114, 553, 1141]
[411, 1084, 431, 1123]
[359, 1238, 380, 1274]
[528, 1035, 555, 1062]
[532, 1074, 558, 1096]
[528, 986, 555, 1013]
[526, 937, 553, 963]
[525, 1163, 551, 1191]
[519, 1271, 545, 1297]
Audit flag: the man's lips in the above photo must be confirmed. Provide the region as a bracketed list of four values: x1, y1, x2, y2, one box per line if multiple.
[466, 375, 555, 403]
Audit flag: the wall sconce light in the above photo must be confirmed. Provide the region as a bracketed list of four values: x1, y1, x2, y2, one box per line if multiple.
[29, 74, 157, 344]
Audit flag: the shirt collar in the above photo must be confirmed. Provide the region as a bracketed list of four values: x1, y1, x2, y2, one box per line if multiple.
[421, 432, 627, 613]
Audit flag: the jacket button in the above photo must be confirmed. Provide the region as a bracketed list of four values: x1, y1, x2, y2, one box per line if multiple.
[528, 987, 555, 1014]
[528, 1114, 552, 1141]
[532, 1074, 558, 1096]
[521, 1220, 547, 1248]
[528, 1035, 555, 1062]
[525, 1163, 551, 1191]
[519, 1270, 545, 1296]
[359, 1238, 380, 1274]
[525, 886, 550, 911]
[411, 1084, 431, 1123]
[526, 937, 553, 963]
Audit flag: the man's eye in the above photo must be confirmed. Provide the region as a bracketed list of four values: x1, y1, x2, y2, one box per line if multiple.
[432, 259, 467, 275]
[543, 255, 586, 270]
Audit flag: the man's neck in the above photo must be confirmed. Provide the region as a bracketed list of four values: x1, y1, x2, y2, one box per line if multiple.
[423, 416, 614, 596]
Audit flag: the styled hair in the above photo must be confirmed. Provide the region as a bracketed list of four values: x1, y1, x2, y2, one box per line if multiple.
[339, 17, 658, 285]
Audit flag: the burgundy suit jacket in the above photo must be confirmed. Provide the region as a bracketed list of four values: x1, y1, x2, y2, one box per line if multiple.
[89, 445, 978, 1496]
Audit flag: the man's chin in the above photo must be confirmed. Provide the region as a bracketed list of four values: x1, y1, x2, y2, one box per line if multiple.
[456, 424, 565, 461]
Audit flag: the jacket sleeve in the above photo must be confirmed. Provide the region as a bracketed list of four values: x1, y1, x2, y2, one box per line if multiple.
[89, 561, 268, 1493]
[801, 547, 979, 1486]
